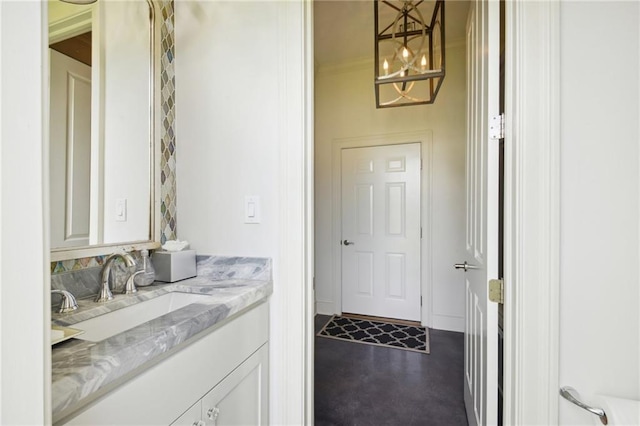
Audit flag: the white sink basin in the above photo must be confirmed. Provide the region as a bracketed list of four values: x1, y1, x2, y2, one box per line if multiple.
[73, 292, 212, 342]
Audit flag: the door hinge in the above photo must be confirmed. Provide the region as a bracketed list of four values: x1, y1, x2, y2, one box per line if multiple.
[420, 296, 423, 306]
[420, 227, 423, 239]
[420, 159, 423, 170]
[488, 279, 504, 304]
[489, 113, 505, 140]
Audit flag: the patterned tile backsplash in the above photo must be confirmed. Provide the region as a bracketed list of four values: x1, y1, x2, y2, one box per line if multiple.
[51, 0, 176, 276]
[51, 253, 143, 302]
[52, 256, 106, 275]
[159, 0, 177, 244]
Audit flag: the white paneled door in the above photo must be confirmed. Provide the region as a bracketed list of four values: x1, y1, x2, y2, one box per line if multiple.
[341, 143, 421, 322]
[49, 49, 92, 248]
[462, 0, 500, 425]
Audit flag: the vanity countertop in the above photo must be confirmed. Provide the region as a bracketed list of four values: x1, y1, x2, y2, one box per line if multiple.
[51, 256, 272, 419]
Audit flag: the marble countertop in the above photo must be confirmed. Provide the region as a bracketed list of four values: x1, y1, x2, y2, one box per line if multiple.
[51, 256, 272, 420]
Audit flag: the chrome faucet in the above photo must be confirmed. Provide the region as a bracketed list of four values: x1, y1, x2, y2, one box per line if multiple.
[51, 289, 78, 313]
[96, 252, 136, 302]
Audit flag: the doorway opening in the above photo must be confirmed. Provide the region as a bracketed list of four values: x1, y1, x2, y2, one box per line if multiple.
[313, 0, 479, 424]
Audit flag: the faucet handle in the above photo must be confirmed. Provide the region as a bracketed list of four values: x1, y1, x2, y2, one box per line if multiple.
[124, 271, 143, 295]
[51, 289, 78, 313]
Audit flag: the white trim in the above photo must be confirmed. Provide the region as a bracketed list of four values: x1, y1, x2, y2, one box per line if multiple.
[503, 1, 560, 424]
[0, 2, 48, 424]
[272, 1, 314, 425]
[90, 1, 105, 245]
[50, 240, 161, 262]
[329, 131, 433, 327]
[42, 3, 53, 422]
[303, 1, 315, 422]
[431, 314, 464, 334]
[152, 0, 162, 246]
[48, 8, 92, 45]
[315, 299, 334, 316]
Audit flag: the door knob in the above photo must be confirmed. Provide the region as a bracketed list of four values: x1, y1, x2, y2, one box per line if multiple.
[453, 261, 479, 272]
[342, 240, 355, 246]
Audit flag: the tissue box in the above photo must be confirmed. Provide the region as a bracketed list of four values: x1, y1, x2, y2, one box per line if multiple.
[151, 250, 197, 282]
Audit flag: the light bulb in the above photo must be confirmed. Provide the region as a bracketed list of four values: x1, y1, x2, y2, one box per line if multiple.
[421, 55, 427, 71]
[383, 59, 389, 75]
[402, 47, 409, 59]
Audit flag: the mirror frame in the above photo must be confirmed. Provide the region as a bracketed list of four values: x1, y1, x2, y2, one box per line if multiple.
[49, 0, 161, 262]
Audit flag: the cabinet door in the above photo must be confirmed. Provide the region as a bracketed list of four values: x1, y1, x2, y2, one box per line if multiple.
[201, 344, 268, 426]
[171, 401, 203, 426]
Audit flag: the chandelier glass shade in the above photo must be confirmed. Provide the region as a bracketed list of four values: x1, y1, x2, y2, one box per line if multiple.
[374, 0, 445, 108]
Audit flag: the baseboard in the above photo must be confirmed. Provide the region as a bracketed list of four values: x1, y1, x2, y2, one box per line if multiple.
[341, 312, 421, 327]
[431, 315, 464, 333]
[315, 300, 335, 316]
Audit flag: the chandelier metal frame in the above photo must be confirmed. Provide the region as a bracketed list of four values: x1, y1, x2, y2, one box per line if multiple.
[374, 0, 446, 108]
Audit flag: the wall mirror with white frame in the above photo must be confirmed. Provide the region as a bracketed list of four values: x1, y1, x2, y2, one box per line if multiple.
[48, 0, 160, 261]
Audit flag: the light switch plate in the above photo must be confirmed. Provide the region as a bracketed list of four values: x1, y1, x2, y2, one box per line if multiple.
[115, 198, 127, 222]
[244, 196, 261, 224]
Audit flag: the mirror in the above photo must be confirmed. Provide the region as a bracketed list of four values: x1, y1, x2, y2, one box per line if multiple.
[48, 0, 158, 259]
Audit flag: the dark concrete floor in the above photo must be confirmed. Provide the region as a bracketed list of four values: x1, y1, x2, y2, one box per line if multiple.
[314, 314, 467, 426]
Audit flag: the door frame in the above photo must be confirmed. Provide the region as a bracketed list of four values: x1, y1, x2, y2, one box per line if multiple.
[317, 1, 562, 423]
[330, 131, 433, 327]
[502, 1, 560, 424]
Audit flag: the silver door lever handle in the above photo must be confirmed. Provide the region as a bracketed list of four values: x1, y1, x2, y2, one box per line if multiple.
[343, 240, 355, 246]
[560, 386, 608, 425]
[453, 261, 480, 272]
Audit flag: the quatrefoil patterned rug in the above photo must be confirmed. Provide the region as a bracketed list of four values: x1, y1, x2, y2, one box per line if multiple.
[317, 315, 430, 354]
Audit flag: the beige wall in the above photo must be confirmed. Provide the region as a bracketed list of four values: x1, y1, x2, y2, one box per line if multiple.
[314, 42, 468, 331]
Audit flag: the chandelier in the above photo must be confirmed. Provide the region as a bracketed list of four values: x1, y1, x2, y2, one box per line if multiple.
[374, 0, 445, 108]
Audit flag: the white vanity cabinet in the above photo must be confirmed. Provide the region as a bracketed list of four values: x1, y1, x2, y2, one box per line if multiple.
[171, 344, 268, 426]
[58, 302, 269, 425]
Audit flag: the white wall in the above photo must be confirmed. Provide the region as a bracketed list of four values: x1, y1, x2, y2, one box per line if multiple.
[175, 1, 280, 256]
[0, 1, 49, 424]
[558, 1, 639, 422]
[175, 1, 312, 424]
[314, 42, 467, 332]
[98, 1, 151, 244]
